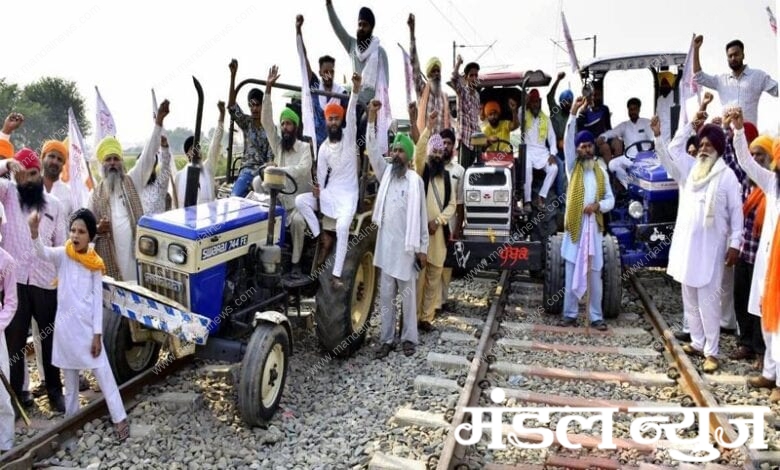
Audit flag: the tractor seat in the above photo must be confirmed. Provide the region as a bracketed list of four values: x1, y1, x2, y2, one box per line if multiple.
[481, 151, 514, 169]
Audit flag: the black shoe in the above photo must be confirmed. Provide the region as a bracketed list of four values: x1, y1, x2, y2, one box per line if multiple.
[374, 344, 392, 359]
[48, 394, 65, 413]
[674, 331, 691, 342]
[402, 341, 416, 357]
[559, 317, 577, 327]
[720, 327, 737, 336]
[31, 381, 47, 398]
[417, 321, 436, 333]
[591, 320, 608, 331]
[20, 391, 34, 408]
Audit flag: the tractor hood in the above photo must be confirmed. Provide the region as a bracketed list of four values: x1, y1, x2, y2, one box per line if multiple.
[629, 152, 677, 192]
[138, 197, 286, 241]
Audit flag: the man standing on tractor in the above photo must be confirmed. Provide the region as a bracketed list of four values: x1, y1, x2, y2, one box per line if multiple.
[523, 89, 559, 212]
[577, 82, 612, 160]
[259, 66, 312, 278]
[652, 113, 743, 373]
[414, 111, 457, 333]
[560, 96, 615, 331]
[693, 35, 777, 125]
[365, 99, 428, 359]
[452, 55, 481, 169]
[296, 73, 361, 289]
[408, 13, 450, 135]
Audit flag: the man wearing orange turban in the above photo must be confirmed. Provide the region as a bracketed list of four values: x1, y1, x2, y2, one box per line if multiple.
[481, 99, 519, 154]
[729, 109, 780, 402]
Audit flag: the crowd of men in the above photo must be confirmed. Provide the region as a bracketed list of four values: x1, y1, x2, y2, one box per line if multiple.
[0, 2, 780, 452]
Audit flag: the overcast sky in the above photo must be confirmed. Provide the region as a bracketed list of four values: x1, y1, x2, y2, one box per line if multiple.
[3, 0, 778, 147]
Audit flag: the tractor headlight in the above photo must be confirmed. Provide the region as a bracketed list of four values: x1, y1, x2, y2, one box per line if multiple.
[138, 236, 158, 256]
[493, 190, 509, 203]
[466, 190, 481, 202]
[167, 243, 187, 264]
[628, 200, 644, 220]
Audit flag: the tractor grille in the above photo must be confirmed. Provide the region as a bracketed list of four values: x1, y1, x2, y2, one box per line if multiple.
[468, 206, 510, 214]
[466, 216, 510, 225]
[139, 263, 190, 309]
[646, 200, 678, 224]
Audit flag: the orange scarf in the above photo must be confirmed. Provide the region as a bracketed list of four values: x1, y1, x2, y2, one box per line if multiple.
[743, 186, 766, 237]
[65, 240, 106, 273]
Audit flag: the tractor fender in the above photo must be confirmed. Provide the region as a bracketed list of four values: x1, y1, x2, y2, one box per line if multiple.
[252, 311, 293, 352]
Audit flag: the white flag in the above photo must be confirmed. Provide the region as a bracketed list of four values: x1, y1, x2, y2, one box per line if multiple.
[561, 12, 580, 74]
[678, 36, 701, 130]
[95, 86, 117, 149]
[152, 88, 179, 208]
[297, 34, 316, 146]
[67, 107, 92, 210]
[398, 43, 415, 105]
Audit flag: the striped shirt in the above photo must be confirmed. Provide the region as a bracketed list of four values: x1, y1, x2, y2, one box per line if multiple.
[694, 66, 778, 125]
[451, 74, 481, 150]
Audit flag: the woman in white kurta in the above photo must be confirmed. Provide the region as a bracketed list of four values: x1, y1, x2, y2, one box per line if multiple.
[30, 208, 129, 439]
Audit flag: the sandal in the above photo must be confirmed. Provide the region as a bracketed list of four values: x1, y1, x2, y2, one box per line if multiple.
[115, 419, 130, 441]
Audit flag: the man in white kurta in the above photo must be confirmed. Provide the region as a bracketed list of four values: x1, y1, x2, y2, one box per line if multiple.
[654, 119, 742, 372]
[296, 75, 360, 287]
[175, 102, 225, 206]
[656, 72, 675, 142]
[560, 98, 615, 330]
[89, 101, 168, 283]
[522, 89, 558, 210]
[598, 98, 654, 189]
[730, 110, 780, 400]
[257, 68, 312, 275]
[366, 100, 429, 358]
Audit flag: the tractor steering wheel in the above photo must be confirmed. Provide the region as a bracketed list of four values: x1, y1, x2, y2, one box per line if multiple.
[623, 140, 655, 160]
[256, 164, 299, 195]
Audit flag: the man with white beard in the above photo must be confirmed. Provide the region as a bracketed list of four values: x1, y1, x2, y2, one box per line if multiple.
[653, 115, 743, 373]
[89, 100, 169, 282]
[407, 13, 450, 135]
[365, 99, 428, 359]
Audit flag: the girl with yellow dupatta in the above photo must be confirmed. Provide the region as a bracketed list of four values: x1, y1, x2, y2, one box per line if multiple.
[29, 208, 129, 440]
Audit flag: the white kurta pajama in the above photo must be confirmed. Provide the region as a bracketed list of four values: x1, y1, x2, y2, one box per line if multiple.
[521, 113, 558, 202]
[656, 126, 743, 358]
[296, 88, 359, 278]
[32, 238, 127, 424]
[733, 128, 780, 383]
[367, 126, 429, 346]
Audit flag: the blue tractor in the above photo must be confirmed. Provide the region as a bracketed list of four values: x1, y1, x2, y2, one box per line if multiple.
[544, 52, 687, 318]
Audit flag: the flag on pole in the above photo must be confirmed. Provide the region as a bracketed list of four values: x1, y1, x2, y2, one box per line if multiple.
[296, 34, 317, 147]
[561, 11, 580, 74]
[67, 107, 92, 210]
[768, 6, 777, 35]
[95, 86, 117, 149]
[152, 88, 179, 207]
[678, 35, 701, 130]
[572, 214, 596, 300]
[398, 43, 415, 105]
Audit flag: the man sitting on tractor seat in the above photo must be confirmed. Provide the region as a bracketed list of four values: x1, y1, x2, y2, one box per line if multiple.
[481, 99, 519, 154]
[254, 66, 312, 278]
[523, 89, 559, 212]
[597, 97, 654, 190]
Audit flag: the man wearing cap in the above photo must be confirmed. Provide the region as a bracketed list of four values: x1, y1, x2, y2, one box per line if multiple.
[413, 111, 456, 333]
[452, 54, 481, 168]
[693, 35, 777, 126]
[547, 71, 572, 199]
[296, 73, 361, 289]
[522, 89, 558, 211]
[257, 66, 312, 277]
[652, 113, 743, 373]
[0, 149, 67, 413]
[560, 97, 615, 331]
[656, 72, 676, 142]
[228, 59, 274, 197]
[597, 97, 654, 190]
[366, 99, 428, 359]
[407, 13, 450, 135]
[176, 101, 225, 206]
[89, 101, 169, 283]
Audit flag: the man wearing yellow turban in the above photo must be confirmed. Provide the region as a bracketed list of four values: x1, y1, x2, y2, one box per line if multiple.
[88, 100, 170, 282]
[408, 14, 451, 135]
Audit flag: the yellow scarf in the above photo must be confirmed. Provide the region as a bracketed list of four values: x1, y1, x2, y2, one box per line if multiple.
[525, 110, 549, 144]
[65, 239, 106, 273]
[565, 160, 606, 242]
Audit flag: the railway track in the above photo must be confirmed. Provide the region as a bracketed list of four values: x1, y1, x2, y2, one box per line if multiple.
[367, 270, 780, 470]
[0, 356, 192, 470]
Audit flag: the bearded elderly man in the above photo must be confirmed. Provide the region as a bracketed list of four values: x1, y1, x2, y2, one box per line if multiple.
[0, 149, 67, 412]
[653, 115, 743, 373]
[89, 101, 169, 283]
[407, 13, 450, 135]
[366, 100, 428, 359]
[560, 97, 615, 331]
[255, 66, 312, 277]
[413, 111, 457, 333]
